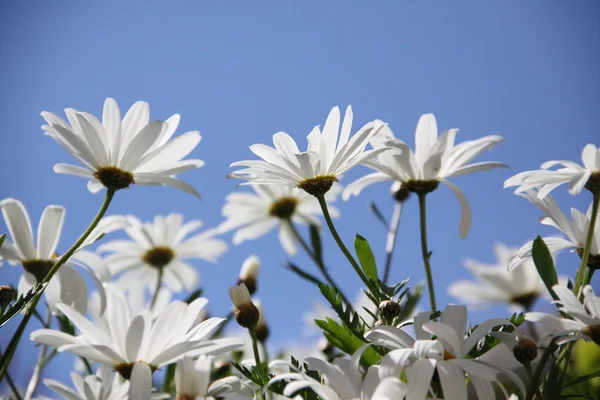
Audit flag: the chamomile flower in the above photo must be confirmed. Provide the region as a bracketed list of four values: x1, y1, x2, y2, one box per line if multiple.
[41, 97, 204, 198]
[344, 114, 507, 238]
[505, 143, 600, 198]
[448, 242, 548, 310]
[229, 106, 386, 196]
[98, 214, 227, 293]
[217, 184, 340, 255]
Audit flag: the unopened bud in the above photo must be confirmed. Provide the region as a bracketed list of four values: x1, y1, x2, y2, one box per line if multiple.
[583, 324, 600, 346]
[390, 182, 410, 203]
[379, 300, 401, 320]
[319, 338, 334, 355]
[229, 284, 259, 329]
[513, 337, 538, 364]
[238, 255, 260, 295]
[213, 359, 231, 380]
[0, 285, 16, 309]
[254, 300, 269, 342]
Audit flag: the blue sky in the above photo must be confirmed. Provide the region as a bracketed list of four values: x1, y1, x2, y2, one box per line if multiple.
[1, 1, 599, 395]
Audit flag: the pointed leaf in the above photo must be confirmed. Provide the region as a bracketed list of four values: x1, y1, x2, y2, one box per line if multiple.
[309, 225, 322, 262]
[287, 262, 323, 286]
[354, 234, 379, 287]
[369, 202, 388, 227]
[532, 236, 559, 301]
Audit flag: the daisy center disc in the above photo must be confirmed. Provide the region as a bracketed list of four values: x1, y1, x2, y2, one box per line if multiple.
[114, 362, 158, 380]
[143, 246, 175, 269]
[576, 248, 600, 270]
[582, 324, 600, 346]
[585, 171, 600, 194]
[269, 197, 298, 219]
[510, 292, 539, 310]
[21, 259, 55, 284]
[403, 180, 440, 195]
[297, 176, 338, 197]
[94, 166, 135, 191]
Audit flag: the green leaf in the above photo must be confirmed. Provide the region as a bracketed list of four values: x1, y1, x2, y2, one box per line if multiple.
[287, 262, 323, 286]
[354, 234, 378, 287]
[56, 315, 75, 335]
[532, 236, 559, 301]
[399, 285, 423, 323]
[369, 202, 388, 227]
[184, 288, 203, 304]
[315, 318, 381, 366]
[309, 225, 322, 262]
[318, 283, 366, 340]
[0, 233, 6, 249]
[0, 283, 45, 327]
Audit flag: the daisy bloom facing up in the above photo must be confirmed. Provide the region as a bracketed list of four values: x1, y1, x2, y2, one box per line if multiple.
[217, 184, 340, 255]
[0, 198, 119, 315]
[505, 143, 600, 198]
[98, 214, 227, 293]
[507, 190, 600, 271]
[30, 289, 244, 397]
[344, 113, 507, 238]
[448, 242, 548, 311]
[526, 284, 600, 345]
[41, 97, 204, 198]
[229, 106, 387, 197]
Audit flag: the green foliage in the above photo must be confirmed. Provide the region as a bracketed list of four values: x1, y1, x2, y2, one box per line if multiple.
[0, 233, 6, 249]
[232, 362, 286, 395]
[184, 287, 203, 303]
[467, 313, 524, 358]
[56, 314, 75, 335]
[287, 262, 322, 286]
[0, 283, 46, 327]
[314, 317, 382, 367]
[368, 202, 388, 227]
[354, 234, 379, 289]
[561, 341, 600, 398]
[309, 225, 322, 262]
[532, 236, 559, 301]
[318, 284, 367, 339]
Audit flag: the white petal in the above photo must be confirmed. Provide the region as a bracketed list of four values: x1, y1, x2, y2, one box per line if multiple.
[125, 314, 146, 362]
[414, 113, 438, 165]
[129, 363, 153, 400]
[53, 163, 95, 178]
[407, 359, 435, 400]
[119, 121, 165, 170]
[0, 198, 35, 259]
[278, 222, 297, 255]
[37, 205, 65, 259]
[134, 173, 202, 199]
[442, 180, 472, 239]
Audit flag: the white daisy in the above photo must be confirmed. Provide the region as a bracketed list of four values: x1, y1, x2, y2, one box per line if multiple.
[267, 347, 408, 400]
[344, 114, 507, 238]
[448, 242, 548, 311]
[175, 356, 254, 400]
[366, 305, 525, 400]
[41, 97, 204, 198]
[217, 184, 340, 255]
[508, 190, 600, 271]
[505, 143, 600, 198]
[98, 214, 227, 293]
[0, 198, 120, 315]
[526, 284, 600, 345]
[229, 106, 387, 197]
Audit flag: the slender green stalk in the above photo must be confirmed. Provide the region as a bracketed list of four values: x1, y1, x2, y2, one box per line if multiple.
[24, 309, 51, 399]
[249, 328, 265, 400]
[286, 219, 350, 304]
[417, 193, 436, 312]
[525, 339, 558, 400]
[315, 194, 371, 288]
[162, 364, 176, 393]
[5, 370, 21, 400]
[0, 189, 115, 383]
[383, 201, 403, 285]
[575, 192, 599, 298]
[149, 267, 164, 310]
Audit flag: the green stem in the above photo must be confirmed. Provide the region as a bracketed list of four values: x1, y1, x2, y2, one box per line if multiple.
[383, 201, 403, 285]
[162, 363, 176, 393]
[525, 339, 558, 400]
[315, 194, 371, 289]
[5, 370, 21, 400]
[150, 267, 164, 310]
[417, 193, 437, 313]
[575, 192, 599, 299]
[286, 220, 350, 304]
[0, 189, 115, 383]
[250, 328, 262, 367]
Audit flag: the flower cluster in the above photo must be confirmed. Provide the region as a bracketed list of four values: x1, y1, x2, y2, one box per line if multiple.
[0, 98, 598, 400]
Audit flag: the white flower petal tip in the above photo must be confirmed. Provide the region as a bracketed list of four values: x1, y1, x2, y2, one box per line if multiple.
[42, 98, 204, 197]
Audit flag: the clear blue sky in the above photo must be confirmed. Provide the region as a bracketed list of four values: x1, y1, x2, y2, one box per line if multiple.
[1, 1, 599, 395]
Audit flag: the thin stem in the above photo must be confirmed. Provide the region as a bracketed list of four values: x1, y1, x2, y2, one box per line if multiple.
[0, 189, 115, 383]
[5, 370, 21, 400]
[315, 194, 371, 289]
[251, 328, 265, 400]
[286, 220, 350, 304]
[417, 193, 437, 312]
[150, 267, 164, 310]
[523, 362, 543, 400]
[525, 339, 557, 400]
[383, 201, 403, 285]
[24, 309, 52, 399]
[575, 192, 599, 298]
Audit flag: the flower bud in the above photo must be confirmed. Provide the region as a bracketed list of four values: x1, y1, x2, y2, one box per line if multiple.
[229, 283, 259, 329]
[390, 181, 410, 203]
[238, 255, 260, 295]
[213, 359, 231, 380]
[0, 285, 16, 309]
[254, 300, 269, 343]
[583, 324, 600, 346]
[319, 338, 334, 356]
[513, 336, 538, 364]
[379, 300, 401, 320]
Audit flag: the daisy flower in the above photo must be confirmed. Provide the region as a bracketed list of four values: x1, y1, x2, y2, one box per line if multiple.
[505, 143, 600, 198]
[366, 305, 525, 400]
[41, 97, 204, 198]
[30, 289, 244, 395]
[508, 190, 600, 271]
[98, 214, 227, 293]
[229, 106, 386, 197]
[526, 284, 600, 345]
[217, 184, 340, 255]
[448, 242, 548, 310]
[0, 198, 120, 314]
[267, 346, 408, 400]
[343, 114, 507, 238]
